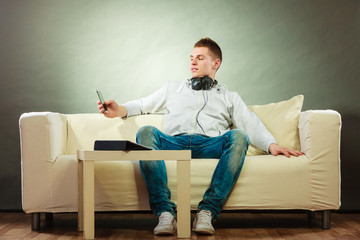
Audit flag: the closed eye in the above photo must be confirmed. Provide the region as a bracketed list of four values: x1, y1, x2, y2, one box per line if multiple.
[190, 55, 205, 61]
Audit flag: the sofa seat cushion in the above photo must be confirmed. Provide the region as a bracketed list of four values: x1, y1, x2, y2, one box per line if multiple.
[188, 155, 311, 210]
[47, 154, 315, 212]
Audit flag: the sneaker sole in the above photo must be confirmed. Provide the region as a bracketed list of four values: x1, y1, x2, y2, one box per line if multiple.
[154, 226, 177, 236]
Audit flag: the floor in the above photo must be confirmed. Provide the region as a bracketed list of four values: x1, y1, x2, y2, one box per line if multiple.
[0, 211, 360, 239]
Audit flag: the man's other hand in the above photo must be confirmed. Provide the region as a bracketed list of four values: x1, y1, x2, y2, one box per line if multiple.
[268, 143, 303, 158]
[97, 99, 127, 118]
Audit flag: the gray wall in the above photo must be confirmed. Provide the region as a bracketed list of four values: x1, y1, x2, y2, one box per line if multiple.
[0, 0, 359, 210]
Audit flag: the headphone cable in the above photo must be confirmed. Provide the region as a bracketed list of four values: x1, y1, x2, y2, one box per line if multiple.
[196, 90, 208, 135]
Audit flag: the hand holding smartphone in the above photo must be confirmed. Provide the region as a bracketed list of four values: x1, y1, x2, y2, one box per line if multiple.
[96, 89, 107, 112]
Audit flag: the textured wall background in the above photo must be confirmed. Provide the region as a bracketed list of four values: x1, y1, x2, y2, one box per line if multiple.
[0, 0, 359, 210]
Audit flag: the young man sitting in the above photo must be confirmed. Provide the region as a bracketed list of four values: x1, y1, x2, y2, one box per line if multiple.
[98, 38, 302, 235]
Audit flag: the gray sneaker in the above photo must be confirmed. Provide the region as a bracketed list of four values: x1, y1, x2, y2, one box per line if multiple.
[154, 212, 177, 236]
[192, 210, 215, 235]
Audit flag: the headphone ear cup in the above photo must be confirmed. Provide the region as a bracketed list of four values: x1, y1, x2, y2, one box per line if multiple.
[191, 78, 202, 90]
[191, 76, 215, 90]
[201, 76, 213, 90]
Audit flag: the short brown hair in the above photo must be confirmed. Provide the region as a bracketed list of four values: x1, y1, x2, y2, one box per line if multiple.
[194, 38, 222, 62]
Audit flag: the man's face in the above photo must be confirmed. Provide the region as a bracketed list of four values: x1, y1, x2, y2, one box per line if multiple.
[190, 47, 220, 79]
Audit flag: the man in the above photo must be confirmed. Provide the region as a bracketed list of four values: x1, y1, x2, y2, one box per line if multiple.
[98, 38, 303, 235]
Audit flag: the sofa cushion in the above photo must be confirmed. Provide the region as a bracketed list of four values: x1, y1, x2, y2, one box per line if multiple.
[246, 95, 304, 156]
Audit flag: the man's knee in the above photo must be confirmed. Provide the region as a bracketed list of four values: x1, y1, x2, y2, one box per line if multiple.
[229, 129, 250, 148]
[136, 126, 160, 148]
[137, 126, 157, 138]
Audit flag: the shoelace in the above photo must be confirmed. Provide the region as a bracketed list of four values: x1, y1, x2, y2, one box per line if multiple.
[159, 213, 174, 225]
[197, 210, 212, 224]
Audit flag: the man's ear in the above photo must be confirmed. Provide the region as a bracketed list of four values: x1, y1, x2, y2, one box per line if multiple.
[213, 59, 221, 71]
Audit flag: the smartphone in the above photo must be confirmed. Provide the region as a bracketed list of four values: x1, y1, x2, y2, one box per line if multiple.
[96, 89, 107, 112]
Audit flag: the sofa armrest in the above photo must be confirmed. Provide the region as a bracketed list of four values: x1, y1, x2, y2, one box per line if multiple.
[19, 112, 67, 162]
[298, 110, 342, 209]
[19, 112, 67, 213]
[299, 110, 341, 161]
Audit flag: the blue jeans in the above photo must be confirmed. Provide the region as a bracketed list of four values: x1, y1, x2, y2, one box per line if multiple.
[136, 126, 249, 220]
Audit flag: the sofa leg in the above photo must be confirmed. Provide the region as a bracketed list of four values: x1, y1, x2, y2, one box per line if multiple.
[31, 213, 41, 230]
[322, 210, 331, 229]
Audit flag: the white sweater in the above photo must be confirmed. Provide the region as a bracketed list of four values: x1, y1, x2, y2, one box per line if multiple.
[123, 79, 276, 152]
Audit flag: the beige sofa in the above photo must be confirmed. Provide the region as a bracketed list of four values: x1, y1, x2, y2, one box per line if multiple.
[19, 95, 341, 230]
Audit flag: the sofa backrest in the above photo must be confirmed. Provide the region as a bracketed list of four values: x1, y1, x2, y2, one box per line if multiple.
[66, 114, 164, 154]
[65, 95, 303, 155]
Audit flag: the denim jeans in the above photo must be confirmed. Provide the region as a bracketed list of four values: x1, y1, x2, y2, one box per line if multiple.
[136, 126, 249, 220]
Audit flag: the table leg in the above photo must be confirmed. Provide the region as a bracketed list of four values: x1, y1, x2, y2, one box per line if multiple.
[78, 160, 84, 232]
[81, 160, 95, 240]
[176, 160, 191, 238]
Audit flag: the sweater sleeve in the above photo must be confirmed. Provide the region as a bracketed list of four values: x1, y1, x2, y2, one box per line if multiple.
[122, 84, 167, 117]
[229, 92, 277, 153]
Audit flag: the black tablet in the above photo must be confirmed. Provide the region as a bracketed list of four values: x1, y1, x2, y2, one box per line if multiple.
[94, 140, 151, 151]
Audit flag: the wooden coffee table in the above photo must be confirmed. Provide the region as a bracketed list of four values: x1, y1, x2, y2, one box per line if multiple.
[77, 150, 191, 239]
